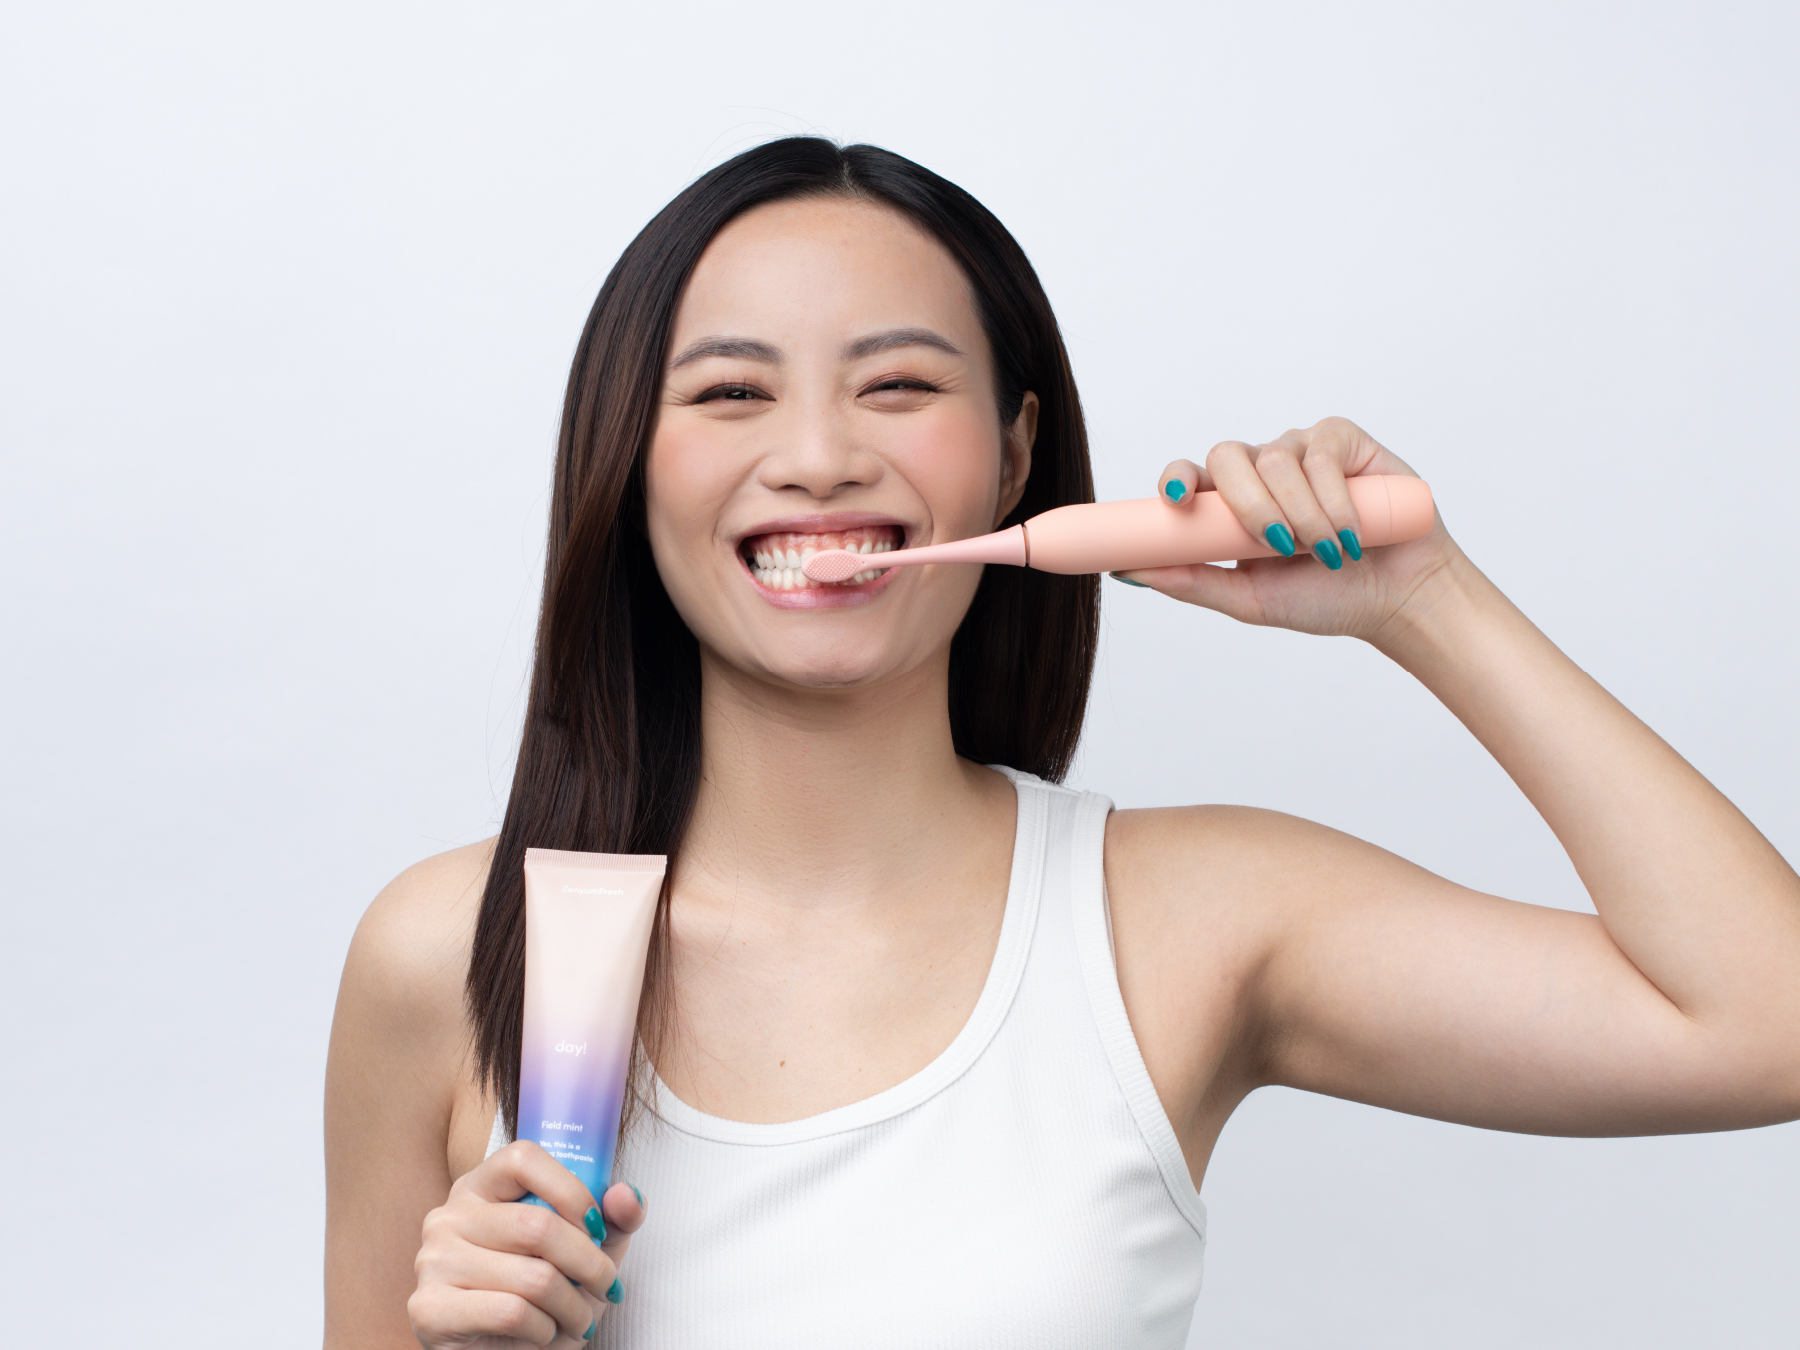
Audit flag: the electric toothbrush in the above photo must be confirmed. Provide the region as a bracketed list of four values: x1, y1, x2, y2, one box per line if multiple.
[801, 474, 1434, 583]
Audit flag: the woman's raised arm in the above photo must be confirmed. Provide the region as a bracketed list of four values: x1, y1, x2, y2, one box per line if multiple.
[1109, 418, 1800, 1141]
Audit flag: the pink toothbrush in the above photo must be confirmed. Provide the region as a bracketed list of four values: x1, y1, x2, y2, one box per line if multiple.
[802, 474, 1434, 583]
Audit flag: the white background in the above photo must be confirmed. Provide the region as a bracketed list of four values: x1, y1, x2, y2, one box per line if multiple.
[3, 2, 1796, 1345]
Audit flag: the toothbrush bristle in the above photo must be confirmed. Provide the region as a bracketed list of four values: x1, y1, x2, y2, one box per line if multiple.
[802, 550, 871, 583]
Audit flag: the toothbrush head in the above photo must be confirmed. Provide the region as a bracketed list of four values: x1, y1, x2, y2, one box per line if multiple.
[802, 549, 879, 583]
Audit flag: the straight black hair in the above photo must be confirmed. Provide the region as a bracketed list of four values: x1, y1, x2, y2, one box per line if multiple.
[467, 138, 1100, 1138]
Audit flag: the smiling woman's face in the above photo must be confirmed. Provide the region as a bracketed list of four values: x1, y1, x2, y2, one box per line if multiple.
[646, 195, 1034, 692]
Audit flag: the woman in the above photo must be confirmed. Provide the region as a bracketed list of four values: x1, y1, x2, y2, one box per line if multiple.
[324, 139, 1800, 1348]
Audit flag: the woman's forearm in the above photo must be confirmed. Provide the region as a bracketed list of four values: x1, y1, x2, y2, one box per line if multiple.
[1372, 545, 1800, 1040]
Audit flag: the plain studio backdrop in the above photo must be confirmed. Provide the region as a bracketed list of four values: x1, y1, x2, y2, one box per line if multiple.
[3, 2, 1796, 1345]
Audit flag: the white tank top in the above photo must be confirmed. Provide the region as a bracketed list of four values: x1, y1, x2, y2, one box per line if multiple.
[488, 770, 1207, 1346]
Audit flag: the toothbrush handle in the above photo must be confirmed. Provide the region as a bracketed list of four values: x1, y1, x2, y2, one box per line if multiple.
[1023, 475, 1434, 574]
[864, 525, 1030, 569]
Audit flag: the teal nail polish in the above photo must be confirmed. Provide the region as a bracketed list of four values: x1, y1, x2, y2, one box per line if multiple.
[1313, 537, 1343, 570]
[606, 1277, 624, 1305]
[584, 1206, 606, 1243]
[1264, 522, 1296, 556]
[629, 1184, 645, 1210]
[584, 1319, 596, 1341]
[1164, 479, 1186, 502]
[1338, 528, 1362, 561]
[1108, 572, 1149, 588]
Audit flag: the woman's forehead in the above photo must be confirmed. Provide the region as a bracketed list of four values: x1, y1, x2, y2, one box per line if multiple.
[671, 197, 984, 353]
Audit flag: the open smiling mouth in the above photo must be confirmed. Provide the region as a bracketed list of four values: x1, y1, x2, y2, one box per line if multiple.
[740, 525, 904, 591]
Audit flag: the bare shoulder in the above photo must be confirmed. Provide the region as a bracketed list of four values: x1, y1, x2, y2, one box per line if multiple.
[343, 838, 497, 1013]
[1105, 803, 1375, 922]
[329, 837, 498, 1106]
[1102, 805, 1334, 1013]
[1104, 801, 1433, 989]
[1100, 804, 1413, 1163]
[1105, 800, 1309, 863]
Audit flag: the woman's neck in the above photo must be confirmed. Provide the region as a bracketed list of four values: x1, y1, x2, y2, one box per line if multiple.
[678, 648, 1010, 915]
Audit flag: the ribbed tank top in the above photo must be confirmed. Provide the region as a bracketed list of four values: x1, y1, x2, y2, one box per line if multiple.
[488, 770, 1207, 1346]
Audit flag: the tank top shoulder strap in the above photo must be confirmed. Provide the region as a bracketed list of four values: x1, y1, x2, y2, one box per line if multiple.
[1001, 768, 1208, 1241]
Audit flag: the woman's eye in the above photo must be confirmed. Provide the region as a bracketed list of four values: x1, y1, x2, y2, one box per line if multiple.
[865, 378, 939, 396]
[693, 382, 767, 404]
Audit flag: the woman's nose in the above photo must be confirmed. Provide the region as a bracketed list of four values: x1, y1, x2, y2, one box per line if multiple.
[756, 402, 881, 499]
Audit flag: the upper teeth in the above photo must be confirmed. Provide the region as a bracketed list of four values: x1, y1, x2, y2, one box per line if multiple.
[748, 538, 894, 589]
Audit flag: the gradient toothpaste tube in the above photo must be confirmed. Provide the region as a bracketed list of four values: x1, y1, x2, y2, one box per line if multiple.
[519, 847, 665, 1208]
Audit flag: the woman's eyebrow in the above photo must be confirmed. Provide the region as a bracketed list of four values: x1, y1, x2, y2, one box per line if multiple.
[668, 336, 783, 369]
[843, 328, 963, 360]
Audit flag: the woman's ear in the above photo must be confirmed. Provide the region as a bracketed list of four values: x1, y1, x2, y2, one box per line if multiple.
[997, 391, 1038, 525]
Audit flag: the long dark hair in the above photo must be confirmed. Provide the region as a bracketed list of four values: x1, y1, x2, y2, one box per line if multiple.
[468, 138, 1101, 1137]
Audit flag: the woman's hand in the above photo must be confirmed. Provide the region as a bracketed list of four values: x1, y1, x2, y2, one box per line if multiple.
[1114, 416, 1454, 640]
[1107, 418, 1800, 1152]
[408, 1140, 647, 1349]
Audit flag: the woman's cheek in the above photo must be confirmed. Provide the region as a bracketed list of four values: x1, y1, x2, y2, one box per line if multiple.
[888, 404, 1005, 533]
[644, 424, 737, 620]
[647, 420, 735, 521]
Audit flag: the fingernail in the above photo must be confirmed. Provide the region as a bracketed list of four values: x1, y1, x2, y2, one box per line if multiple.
[1338, 528, 1362, 561]
[1264, 522, 1296, 556]
[606, 1277, 624, 1305]
[584, 1206, 606, 1243]
[1164, 479, 1186, 502]
[584, 1318, 596, 1341]
[1108, 572, 1149, 588]
[1313, 536, 1343, 570]
[629, 1183, 645, 1211]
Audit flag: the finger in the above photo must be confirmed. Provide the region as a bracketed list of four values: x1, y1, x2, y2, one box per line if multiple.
[448, 1247, 600, 1345]
[1109, 562, 1273, 625]
[454, 1192, 619, 1300]
[1158, 458, 1212, 504]
[599, 1181, 647, 1247]
[1203, 441, 1299, 558]
[409, 1282, 573, 1349]
[601, 1181, 647, 1232]
[465, 1141, 605, 1242]
[416, 1203, 609, 1343]
[586, 1182, 648, 1306]
[1250, 440, 1347, 570]
[1300, 418, 1386, 561]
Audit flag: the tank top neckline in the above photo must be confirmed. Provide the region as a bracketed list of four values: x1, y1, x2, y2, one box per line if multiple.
[647, 768, 1050, 1148]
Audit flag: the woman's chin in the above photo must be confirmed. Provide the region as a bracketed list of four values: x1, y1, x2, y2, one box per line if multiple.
[716, 637, 939, 696]
[767, 656, 916, 693]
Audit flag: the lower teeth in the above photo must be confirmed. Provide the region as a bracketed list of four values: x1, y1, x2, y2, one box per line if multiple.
[750, 568, 884, 589]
